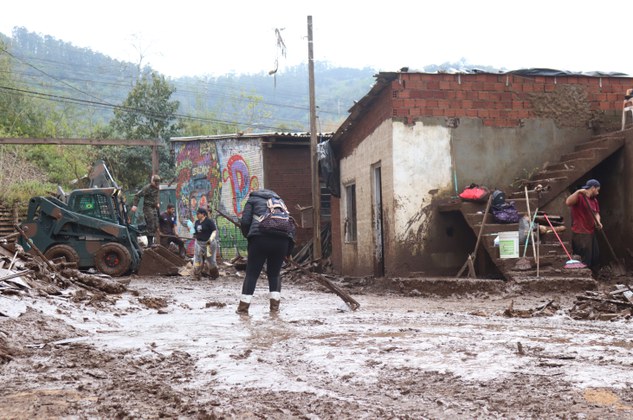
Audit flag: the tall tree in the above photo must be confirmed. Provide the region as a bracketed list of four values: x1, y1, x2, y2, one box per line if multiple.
[111, 71, 181, 140]
[103, 71, 181, 190]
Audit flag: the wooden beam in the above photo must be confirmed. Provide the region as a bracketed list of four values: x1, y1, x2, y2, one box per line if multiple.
[0, 138, 161, 147]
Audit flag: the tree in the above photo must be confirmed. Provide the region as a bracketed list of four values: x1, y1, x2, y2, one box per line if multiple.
[102, 72, 181, 190]
[0, 38, 94, 202]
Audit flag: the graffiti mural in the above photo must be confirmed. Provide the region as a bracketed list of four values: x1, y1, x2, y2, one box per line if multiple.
[173, 138, 263, 259]
[223, 154, 259, 216]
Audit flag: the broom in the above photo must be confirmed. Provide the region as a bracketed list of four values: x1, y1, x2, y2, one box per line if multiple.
[514, 209, 539, 271]
[543, 213, 586, 269]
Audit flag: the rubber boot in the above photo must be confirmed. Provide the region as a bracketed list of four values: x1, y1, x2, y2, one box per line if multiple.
[236, 301, 250, 315]
[270, 299, 280, 313]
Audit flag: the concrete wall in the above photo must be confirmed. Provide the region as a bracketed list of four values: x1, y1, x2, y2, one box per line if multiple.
[339, 120, 394, 276]
[392, 121, 453, 272]
[451, 118, 590, 192]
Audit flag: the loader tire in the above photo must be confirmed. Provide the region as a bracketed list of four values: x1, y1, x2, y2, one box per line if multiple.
[95, 243, 132, 277]
[44, 244, 80, 264]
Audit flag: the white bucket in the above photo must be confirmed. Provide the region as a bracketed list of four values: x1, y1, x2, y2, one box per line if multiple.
[498, 231, 519, 259]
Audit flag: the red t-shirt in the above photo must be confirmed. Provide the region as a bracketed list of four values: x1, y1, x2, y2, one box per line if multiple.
[570, 196, 599, 234]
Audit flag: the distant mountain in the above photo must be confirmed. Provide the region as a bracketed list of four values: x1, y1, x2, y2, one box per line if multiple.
[1, 28, 512, 135]
[1, 28, 376, 133]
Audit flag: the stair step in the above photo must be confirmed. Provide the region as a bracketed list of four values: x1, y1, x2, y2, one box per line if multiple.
[534, 168, 575, 179]
[543, 158, 592, 171]
[560, 148, 606, 162]
[528, 175, 568, 185]
[474, 223, 521, 234]
[575, 136, 624, 151]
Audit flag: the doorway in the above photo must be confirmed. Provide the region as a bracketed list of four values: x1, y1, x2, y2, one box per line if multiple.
[372, 163, 385, 277]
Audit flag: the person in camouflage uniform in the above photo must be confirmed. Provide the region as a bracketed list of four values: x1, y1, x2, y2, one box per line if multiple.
[131, 174, 161, 246]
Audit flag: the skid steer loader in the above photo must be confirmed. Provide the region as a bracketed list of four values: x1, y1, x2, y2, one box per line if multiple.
[18, 162, 187, 277]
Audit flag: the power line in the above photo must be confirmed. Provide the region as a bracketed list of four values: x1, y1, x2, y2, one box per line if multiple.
[0, 85, 293, 131]
[3, 49, 342, 117]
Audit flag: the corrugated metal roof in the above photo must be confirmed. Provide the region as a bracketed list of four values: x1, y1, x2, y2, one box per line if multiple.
[170, 131, 334, 143]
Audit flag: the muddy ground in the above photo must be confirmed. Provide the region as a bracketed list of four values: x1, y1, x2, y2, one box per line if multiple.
[1, 269, 633, 419]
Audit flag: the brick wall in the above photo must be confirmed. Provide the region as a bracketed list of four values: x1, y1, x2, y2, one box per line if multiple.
[263, 145, 312, 248]
[394, 73, 633, 128]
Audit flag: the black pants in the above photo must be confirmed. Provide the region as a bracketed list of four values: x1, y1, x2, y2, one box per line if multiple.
[572, 232, 599, 269]
[241, 235, 289, 295]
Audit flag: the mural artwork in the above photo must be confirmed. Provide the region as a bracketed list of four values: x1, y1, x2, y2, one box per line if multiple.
[173, 139, 262, 259]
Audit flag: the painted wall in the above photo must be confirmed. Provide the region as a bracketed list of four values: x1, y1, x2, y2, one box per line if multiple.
[173, 139, 263, 258]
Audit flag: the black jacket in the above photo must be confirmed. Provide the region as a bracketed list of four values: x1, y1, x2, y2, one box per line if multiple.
[240, 189, 295, 242]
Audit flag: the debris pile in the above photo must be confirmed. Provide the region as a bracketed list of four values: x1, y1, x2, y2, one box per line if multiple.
[0, 233, 127, 308]
[503, 299, 561, 318]
[569, 285, 633, 321]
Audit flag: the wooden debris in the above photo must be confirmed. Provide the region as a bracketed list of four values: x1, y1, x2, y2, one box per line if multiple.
[570, 286, 633, 321]
[503, 299, 560, 318]
[1, 235, 126, 297]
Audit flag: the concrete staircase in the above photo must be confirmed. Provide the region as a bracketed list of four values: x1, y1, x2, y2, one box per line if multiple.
[442, 131, 625, 282]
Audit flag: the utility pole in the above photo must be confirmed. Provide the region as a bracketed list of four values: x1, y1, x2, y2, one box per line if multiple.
[307, 15, 322, 260]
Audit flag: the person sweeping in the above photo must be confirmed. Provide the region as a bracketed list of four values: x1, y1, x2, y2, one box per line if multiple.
[565, 179, 601, 273]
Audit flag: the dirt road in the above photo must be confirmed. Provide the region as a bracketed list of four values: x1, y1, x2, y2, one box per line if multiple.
[1, 272, 632, 419]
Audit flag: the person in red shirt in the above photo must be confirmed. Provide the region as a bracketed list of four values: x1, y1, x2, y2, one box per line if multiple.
[565, 179, 602, 271]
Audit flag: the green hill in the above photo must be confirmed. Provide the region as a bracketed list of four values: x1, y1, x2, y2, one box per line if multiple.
[1, 27, 376, 134]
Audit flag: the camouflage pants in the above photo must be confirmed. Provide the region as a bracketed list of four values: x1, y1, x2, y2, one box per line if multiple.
[143, 208, 158, 234]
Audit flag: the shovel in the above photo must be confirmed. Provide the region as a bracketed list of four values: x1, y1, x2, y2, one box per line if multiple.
[581, 195, 626, 276]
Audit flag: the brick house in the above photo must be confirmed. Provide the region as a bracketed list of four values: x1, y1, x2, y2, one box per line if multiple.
[170, 132, 331, 259]
[328, 70, 633, 278]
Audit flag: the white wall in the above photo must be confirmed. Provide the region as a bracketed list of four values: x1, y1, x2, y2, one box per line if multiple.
[392, 121, 453, 254]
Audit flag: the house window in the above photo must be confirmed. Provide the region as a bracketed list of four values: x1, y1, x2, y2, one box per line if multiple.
[344, 183, 357, 243]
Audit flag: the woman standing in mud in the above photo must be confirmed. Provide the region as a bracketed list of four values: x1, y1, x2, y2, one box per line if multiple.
[236, 189, 295, 315]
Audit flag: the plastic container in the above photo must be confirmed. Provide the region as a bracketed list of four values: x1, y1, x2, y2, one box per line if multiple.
[498, 231, 519, 259]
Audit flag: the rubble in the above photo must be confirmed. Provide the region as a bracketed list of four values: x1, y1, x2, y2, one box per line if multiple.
[501, 284, 633, 321]
[569, 285, 633, 321]
[0, 234, 127, 306]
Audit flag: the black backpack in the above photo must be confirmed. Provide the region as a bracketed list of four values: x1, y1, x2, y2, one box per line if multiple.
[491, 190, 506, 209]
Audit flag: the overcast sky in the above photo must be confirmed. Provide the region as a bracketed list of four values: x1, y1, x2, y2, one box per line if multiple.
[2, 0, 631, 78]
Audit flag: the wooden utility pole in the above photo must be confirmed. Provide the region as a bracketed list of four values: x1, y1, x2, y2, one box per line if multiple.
[307, 15, 322, 260]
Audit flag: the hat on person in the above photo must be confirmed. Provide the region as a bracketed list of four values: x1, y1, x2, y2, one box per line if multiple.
[196, 207, 208, 216]
[151, 174, 161, 183]
[582, 179, 600, 189]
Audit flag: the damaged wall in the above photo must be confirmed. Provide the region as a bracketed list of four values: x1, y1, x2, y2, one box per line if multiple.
[391, 122, 453, 274]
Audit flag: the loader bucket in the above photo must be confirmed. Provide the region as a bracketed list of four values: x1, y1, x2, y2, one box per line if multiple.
[137, 245, 188, 276]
